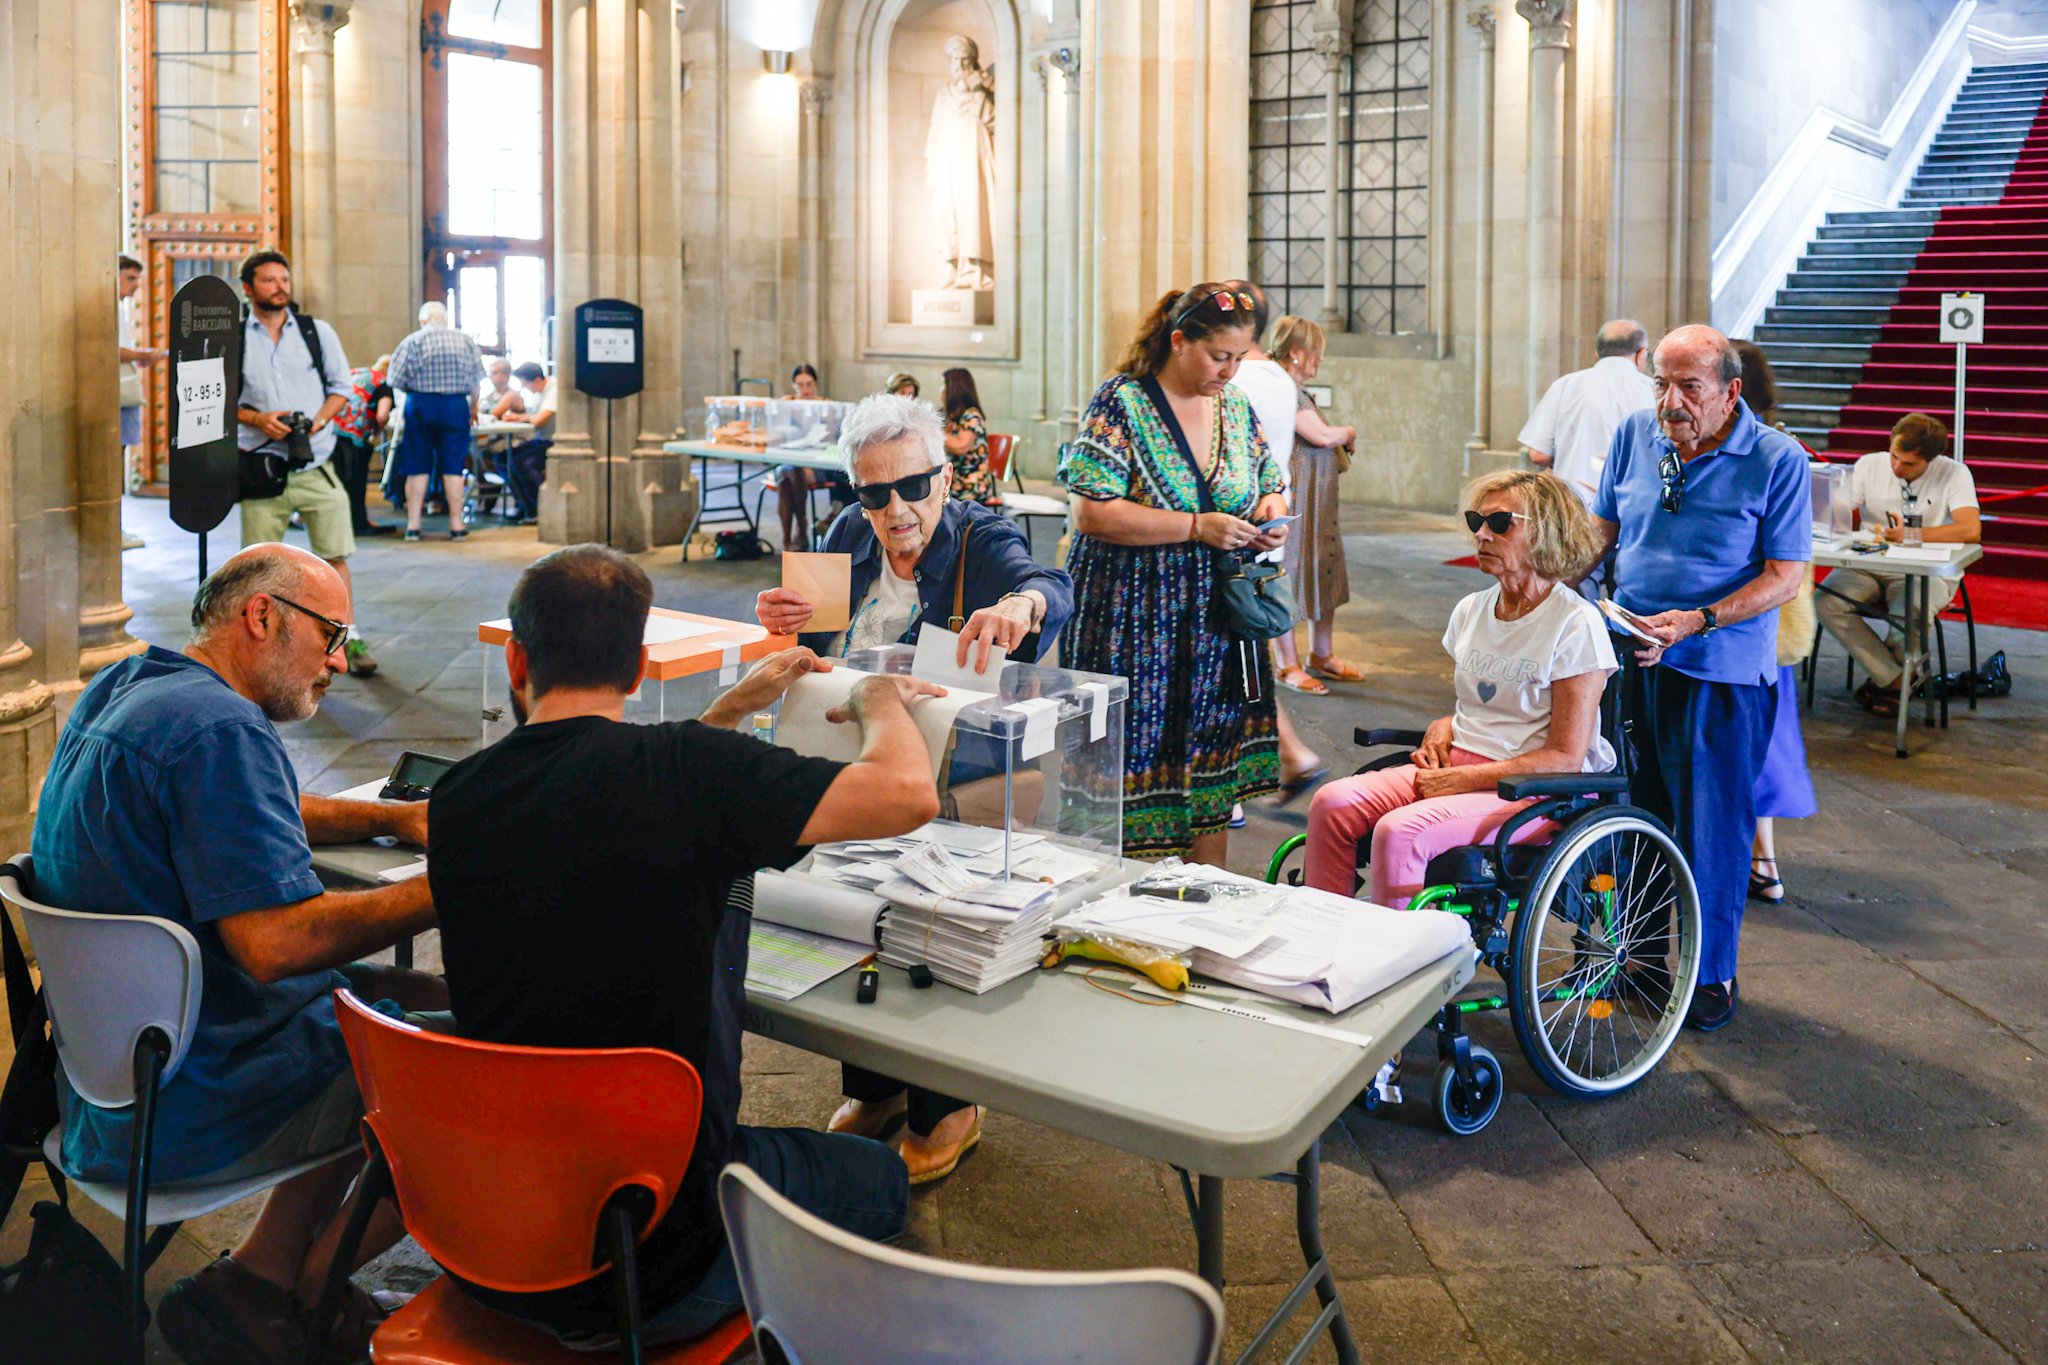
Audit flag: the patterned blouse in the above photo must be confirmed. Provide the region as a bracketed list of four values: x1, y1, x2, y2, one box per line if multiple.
[1063, 376, 1282, 515]
[947, 406, 1000, 506]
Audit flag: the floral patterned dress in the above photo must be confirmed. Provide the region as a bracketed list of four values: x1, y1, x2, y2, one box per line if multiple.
[1060, 374, 1284, 858]
[947, 406, 1000, 506]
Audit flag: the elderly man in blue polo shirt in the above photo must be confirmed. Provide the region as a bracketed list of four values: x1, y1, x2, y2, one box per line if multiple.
[1591, 324, 1809, 1032]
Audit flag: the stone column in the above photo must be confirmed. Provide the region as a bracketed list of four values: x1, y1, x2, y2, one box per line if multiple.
[290, 1, 351, 315]
[1050, 42, 1083, 428]
[1032, 55, 1051, 425]
[542, 0, 693, 551]
[1517, 0, 1572, 415]
[799, 78, 832, 378]
[1313, 24, 1347, 332]
[1465, 2, 1498, 470]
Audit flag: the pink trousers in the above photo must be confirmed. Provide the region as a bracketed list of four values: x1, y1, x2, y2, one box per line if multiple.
[1303, 746, 1557, 907]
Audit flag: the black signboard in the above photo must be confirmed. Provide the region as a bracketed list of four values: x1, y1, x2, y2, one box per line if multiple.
[167, 274, 244, 537]
[574, 298, 644, 398]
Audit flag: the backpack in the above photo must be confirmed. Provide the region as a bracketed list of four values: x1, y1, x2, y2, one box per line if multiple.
[237, 304, 334, 502]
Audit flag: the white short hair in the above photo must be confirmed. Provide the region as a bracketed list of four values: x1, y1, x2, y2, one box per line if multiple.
[840, 392, 945, 479]
[418, 301, 449, 327]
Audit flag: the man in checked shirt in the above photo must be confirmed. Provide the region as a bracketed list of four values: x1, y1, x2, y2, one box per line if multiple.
[387, 300, 487, 542]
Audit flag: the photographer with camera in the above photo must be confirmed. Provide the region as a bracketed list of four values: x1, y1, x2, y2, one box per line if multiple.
[235, 250, 381, 676]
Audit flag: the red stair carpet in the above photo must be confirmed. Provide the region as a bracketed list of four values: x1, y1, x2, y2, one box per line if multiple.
[1825, 87, 2048, 580]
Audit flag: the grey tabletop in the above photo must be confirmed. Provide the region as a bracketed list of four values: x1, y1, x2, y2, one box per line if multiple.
[1812, 539, 1982, 577]
[309, 839, 1477, 1179]
[663, 440, 845, 472]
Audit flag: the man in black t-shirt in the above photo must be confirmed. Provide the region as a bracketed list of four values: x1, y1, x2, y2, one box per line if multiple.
[427, 544, 943, 1348]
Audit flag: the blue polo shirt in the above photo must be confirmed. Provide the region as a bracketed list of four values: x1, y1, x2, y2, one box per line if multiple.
[1594, 403, 1812, 686]
[30, 647, 348, 1182]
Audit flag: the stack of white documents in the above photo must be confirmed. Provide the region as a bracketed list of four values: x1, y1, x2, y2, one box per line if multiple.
[874, 841, 1062, 993]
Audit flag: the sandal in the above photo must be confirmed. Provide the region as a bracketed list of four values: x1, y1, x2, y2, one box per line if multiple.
[1308, 654, 1367, 682]
[1748, 857, 1784, 905]
[1277, 666, 1329, 696]
[1854, 679, 1899, 718]
[1275, 764, 1329, 808]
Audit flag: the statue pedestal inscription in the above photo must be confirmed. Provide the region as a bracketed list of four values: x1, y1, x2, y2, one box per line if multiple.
[911, 288, 994, 327]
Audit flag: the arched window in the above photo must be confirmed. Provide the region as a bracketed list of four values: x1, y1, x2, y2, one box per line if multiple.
[421, 0, 553, 363]
[1249, 0, 1431, 335]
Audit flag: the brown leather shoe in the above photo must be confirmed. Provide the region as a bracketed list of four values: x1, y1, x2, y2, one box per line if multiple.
[901, 1105, 985, 1186]
[157, 1255, 310, 1365]
[827, 1092, 908, 1140]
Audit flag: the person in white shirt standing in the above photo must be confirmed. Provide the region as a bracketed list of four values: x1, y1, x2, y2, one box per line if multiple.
[1519, 319, 1654, 503]
[1817, 412, 1981, 717]
[117, 254, 164, 549]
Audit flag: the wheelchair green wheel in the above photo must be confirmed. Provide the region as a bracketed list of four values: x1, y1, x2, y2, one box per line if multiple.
[1506, 808, 1701, 1100]
[1434, 1045, 1503, 1136]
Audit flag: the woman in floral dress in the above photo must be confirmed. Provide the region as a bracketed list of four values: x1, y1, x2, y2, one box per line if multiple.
[941, 366, 1001, 506]
[1060, 283, 1292, 863]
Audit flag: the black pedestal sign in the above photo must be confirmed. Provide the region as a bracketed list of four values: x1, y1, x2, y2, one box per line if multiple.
[573, 299, 644, 546]
[167, 274, 244, 581]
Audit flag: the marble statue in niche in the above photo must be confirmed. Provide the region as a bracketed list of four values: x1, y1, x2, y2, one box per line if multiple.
[924, 35, 996, 291]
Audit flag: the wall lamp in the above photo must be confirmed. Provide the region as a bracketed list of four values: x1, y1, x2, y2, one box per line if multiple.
[763, 50, 793, 73]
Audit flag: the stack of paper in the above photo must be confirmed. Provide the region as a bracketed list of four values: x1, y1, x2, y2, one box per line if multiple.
[742, 868, 885, 1001]
[865, 839, 1062, 993]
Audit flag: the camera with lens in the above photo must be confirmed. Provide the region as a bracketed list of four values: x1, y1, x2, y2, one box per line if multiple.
[283, 411, 316, 467]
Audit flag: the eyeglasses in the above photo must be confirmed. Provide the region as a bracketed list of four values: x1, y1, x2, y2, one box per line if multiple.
[1170, 288, 1258, 332]
[268, 594, 351, 655]
[1464, 509, 1528, 535]
[1657, 449, 1686, 515]
[853, 465, 947, 511]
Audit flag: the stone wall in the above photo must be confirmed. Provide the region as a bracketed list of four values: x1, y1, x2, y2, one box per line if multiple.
[326, 0, 422, 367]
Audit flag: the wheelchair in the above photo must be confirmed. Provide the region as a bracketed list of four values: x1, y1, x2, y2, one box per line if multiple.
[1266, 722, 1701, 1137]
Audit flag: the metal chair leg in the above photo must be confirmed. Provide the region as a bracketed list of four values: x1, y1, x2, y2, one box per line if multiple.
[1961, 579, 1979, 711]
[127, 1028, 172, 1365]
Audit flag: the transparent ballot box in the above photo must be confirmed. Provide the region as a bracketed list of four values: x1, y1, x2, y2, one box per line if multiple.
[701, 396, 851, 451]
[1810, 460, 1853, 543]
[768, 643, 1129, 876]
[478, 608, 795, 745]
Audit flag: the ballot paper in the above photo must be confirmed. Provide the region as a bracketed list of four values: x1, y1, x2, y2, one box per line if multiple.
[377, 855, 429, 884]
[1598, 598, 1662, 646]
[783, 552, 852, 631]
[1061, 892, 1283, 959]
[911, 624, 1009, 694]
[894, 841, 980, 898]
[1877, 544, 1956, 564]
[1188, 885, 1470, 1014]
[773, 666, 992, 780]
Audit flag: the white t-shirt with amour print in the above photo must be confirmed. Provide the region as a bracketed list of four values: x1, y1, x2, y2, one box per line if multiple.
[1442, 584, 1619, 771]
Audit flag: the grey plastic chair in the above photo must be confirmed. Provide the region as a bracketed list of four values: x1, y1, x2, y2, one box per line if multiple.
[2, 855, 357, 1364]
[717, 1162, 1225, 1365]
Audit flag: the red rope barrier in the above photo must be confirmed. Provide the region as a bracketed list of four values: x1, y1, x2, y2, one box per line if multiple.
[1978, 480, 2048, 504]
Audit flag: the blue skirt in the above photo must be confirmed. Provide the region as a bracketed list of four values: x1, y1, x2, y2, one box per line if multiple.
[1754, 664, 1817, 819]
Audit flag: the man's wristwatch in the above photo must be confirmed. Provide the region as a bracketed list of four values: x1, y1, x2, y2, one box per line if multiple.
[1696, 606, 1719, 637]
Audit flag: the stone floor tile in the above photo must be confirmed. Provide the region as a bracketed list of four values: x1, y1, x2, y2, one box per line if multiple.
[1911, 1250, 2048, 1363]
[1910, 959, 2048, 1032]
[1221, 1274, 1487, 1365]
[1539, 1068, 1878, 1260]
[927, 1151, 1197, 1272]
[1734, 901, 1885, 966]
[1443, 1263, 1748, 1364]
[1204, 1128, 1433, 1283]
[1786, 1125, 2048, 1255]
[1687, 1254, 2013, 1363]
[1346, 1093, 1659, 1271]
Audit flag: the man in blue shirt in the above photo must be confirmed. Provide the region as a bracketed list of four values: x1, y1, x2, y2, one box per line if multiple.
[1592, 325, 1809, 1032]
[31, 542, 443, 1364]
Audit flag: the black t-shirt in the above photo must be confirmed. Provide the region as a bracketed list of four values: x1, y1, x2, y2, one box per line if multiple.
[427, 716, 844, 1331]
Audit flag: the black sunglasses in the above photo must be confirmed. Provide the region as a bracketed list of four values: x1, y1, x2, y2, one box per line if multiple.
[1658, 449, 1685, 515]
[269, 594, 351, 655]
[1170, 288, 1258, 332]
[853, 465, 946, 511]
[1464, 510, 1527, 535]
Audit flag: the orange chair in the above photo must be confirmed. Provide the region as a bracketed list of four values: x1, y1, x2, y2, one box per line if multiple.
[981, 432, 1067, 556]
[306, 990, 753, 1365]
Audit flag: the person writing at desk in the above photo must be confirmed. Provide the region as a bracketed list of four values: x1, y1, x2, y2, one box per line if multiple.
[752, 390, 1074, 1183]
[1817, 412, 1981, 718]
[427, 545, 941, 1351]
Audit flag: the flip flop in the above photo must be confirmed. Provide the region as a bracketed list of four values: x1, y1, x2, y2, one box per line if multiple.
[1308, 655, 1367, 682]
[1275, 765, 1329, 808]
[1277, 666, 1329, 695]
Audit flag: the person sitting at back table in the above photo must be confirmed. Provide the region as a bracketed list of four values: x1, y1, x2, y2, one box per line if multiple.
[503, 361, 556, 525]
[1817, 412, 1981, 718]
[483, 357, 524, 421]
[29, 542, 445, 1365]
[427, 544, 939, 1351]
[1304, 471, 1617, 905]
[753, 390, 1074, 1182]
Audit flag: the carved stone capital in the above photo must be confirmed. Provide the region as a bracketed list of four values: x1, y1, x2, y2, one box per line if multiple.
[0, 680, 54, 728]
[1465, 1, 1498, 46]
[290, 0, 352, 53]
[1312, 28, 1347, 65]
[1514, 0, 1572, 50]
[799, 78, 833, 116]
[1048, 44, 1081, 85]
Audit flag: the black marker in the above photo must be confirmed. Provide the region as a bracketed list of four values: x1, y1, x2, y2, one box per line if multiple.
[1135, 884, 1211, 903]
[856, 965, 880, 1004]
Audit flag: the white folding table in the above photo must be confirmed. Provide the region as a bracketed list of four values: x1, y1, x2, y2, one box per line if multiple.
[1811, 540, 1981, 757]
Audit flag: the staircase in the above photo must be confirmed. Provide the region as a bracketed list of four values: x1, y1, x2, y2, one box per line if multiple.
[1754, 60, 2048, 580]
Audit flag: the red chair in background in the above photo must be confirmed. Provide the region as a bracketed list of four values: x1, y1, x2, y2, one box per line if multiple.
[982, 433, 1067, 556]
[306, 990, 753, 1365]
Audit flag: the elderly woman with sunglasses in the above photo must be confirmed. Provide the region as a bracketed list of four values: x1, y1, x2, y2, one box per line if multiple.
[1303, 470, 1617, 906]
[753, 390, 1072, 1183]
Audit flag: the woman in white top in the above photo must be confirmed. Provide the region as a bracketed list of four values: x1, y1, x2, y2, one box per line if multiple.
[1305, 470, 1618, 905]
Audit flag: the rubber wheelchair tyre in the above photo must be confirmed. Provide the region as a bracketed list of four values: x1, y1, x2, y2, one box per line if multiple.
[1506, 806, 1701, 1100]
[1434, 1045, 1503, 1136]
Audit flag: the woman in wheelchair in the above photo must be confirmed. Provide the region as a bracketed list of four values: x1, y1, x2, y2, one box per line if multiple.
[1305, 470, 1616, 906]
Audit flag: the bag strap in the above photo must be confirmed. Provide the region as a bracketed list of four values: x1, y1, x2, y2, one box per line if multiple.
[238, 304, 333, 393]
[949, 521, 974, 631]
[1139, 377, 1219, 515]
[0, 864, 34, 1047]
